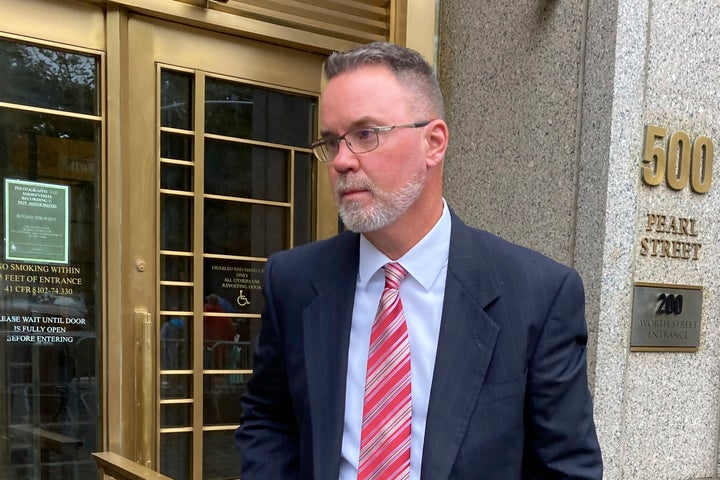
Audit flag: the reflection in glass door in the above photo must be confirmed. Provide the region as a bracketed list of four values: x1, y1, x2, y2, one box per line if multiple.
[0, 37, 101, 479]
[157, 68, 316, 479]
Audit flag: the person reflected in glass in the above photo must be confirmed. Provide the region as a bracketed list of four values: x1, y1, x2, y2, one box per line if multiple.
[204, 293, 236, 370]
[160, 316, 184, 370]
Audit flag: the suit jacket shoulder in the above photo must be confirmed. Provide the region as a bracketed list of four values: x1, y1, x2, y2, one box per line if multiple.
[449, 213, 573, 283]
[267, 232, 360, 285]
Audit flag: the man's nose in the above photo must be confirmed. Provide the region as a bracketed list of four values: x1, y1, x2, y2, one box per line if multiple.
[332, 140, 359, 172]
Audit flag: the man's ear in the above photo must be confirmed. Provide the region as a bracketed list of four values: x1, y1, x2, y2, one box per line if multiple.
[424, 119, 449, 168]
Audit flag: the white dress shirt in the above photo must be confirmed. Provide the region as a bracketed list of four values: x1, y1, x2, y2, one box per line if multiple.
[339, 201, 451, 480]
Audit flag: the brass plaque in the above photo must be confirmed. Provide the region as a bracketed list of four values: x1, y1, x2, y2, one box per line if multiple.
[630, 282, 703, 352]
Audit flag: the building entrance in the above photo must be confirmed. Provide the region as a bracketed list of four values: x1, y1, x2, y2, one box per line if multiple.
[1, 2, 334, 478]
[122, 16, 327, 479]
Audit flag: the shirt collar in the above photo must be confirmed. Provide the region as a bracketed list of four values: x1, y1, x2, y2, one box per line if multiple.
[358, 200, 451, 290]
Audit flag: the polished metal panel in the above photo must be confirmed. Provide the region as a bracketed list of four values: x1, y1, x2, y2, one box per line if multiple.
[177, 0, 390, 44]
[630, 282, 703, 352]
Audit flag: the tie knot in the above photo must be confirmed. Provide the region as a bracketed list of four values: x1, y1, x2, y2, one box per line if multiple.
[383, 262, 407, 289]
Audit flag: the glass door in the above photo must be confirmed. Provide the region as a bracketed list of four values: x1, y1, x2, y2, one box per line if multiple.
[0, 35, 102, 479]
[157, 67, 317, 480]
[124, 16, 331, 479]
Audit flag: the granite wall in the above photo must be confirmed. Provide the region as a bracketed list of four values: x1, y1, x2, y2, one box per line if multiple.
[437, 0, 720, 478]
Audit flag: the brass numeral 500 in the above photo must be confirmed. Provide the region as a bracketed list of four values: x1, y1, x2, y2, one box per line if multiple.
[642, 125, 713, 194]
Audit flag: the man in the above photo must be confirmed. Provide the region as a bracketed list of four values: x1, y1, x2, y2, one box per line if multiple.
[236, 41, 602, 479]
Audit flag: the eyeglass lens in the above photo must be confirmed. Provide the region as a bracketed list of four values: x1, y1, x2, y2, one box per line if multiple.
[315, 129, 379, 162]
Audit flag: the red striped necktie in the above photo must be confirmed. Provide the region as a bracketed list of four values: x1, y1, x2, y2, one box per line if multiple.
[358, 262, 411, 480]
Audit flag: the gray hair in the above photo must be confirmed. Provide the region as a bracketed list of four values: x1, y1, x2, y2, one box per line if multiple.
[324, 42, 445, 120]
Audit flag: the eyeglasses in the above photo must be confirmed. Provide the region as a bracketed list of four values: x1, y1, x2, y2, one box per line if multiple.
[310, 121, 431, 163]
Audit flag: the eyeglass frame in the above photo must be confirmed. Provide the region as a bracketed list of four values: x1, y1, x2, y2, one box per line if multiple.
[310, 120, 431, 163]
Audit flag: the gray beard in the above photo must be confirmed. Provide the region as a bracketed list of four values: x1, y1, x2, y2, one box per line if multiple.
[336, 171, 424, 233]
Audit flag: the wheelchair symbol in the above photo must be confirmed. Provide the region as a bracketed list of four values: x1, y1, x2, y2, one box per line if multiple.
[236, 290, 250, 307]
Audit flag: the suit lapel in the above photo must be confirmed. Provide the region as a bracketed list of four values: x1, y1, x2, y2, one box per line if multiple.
[302, 233, 359, 480]
[421, 215, 501, 480]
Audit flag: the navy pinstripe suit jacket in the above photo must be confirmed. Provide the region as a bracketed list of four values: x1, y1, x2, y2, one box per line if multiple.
[237, 211, 603, 479]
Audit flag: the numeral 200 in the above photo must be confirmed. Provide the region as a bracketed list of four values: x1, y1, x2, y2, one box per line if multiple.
[642, 125, 713, 194]
[656, 293, 683, 315]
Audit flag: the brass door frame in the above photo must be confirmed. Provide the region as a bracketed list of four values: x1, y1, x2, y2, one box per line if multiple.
[124, 15, 328, 474]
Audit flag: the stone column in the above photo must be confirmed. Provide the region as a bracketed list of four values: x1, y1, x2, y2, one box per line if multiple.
[438, 1, 720, 478]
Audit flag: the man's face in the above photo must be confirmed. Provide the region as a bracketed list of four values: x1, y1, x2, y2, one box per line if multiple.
[319, 65, 429, 233]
